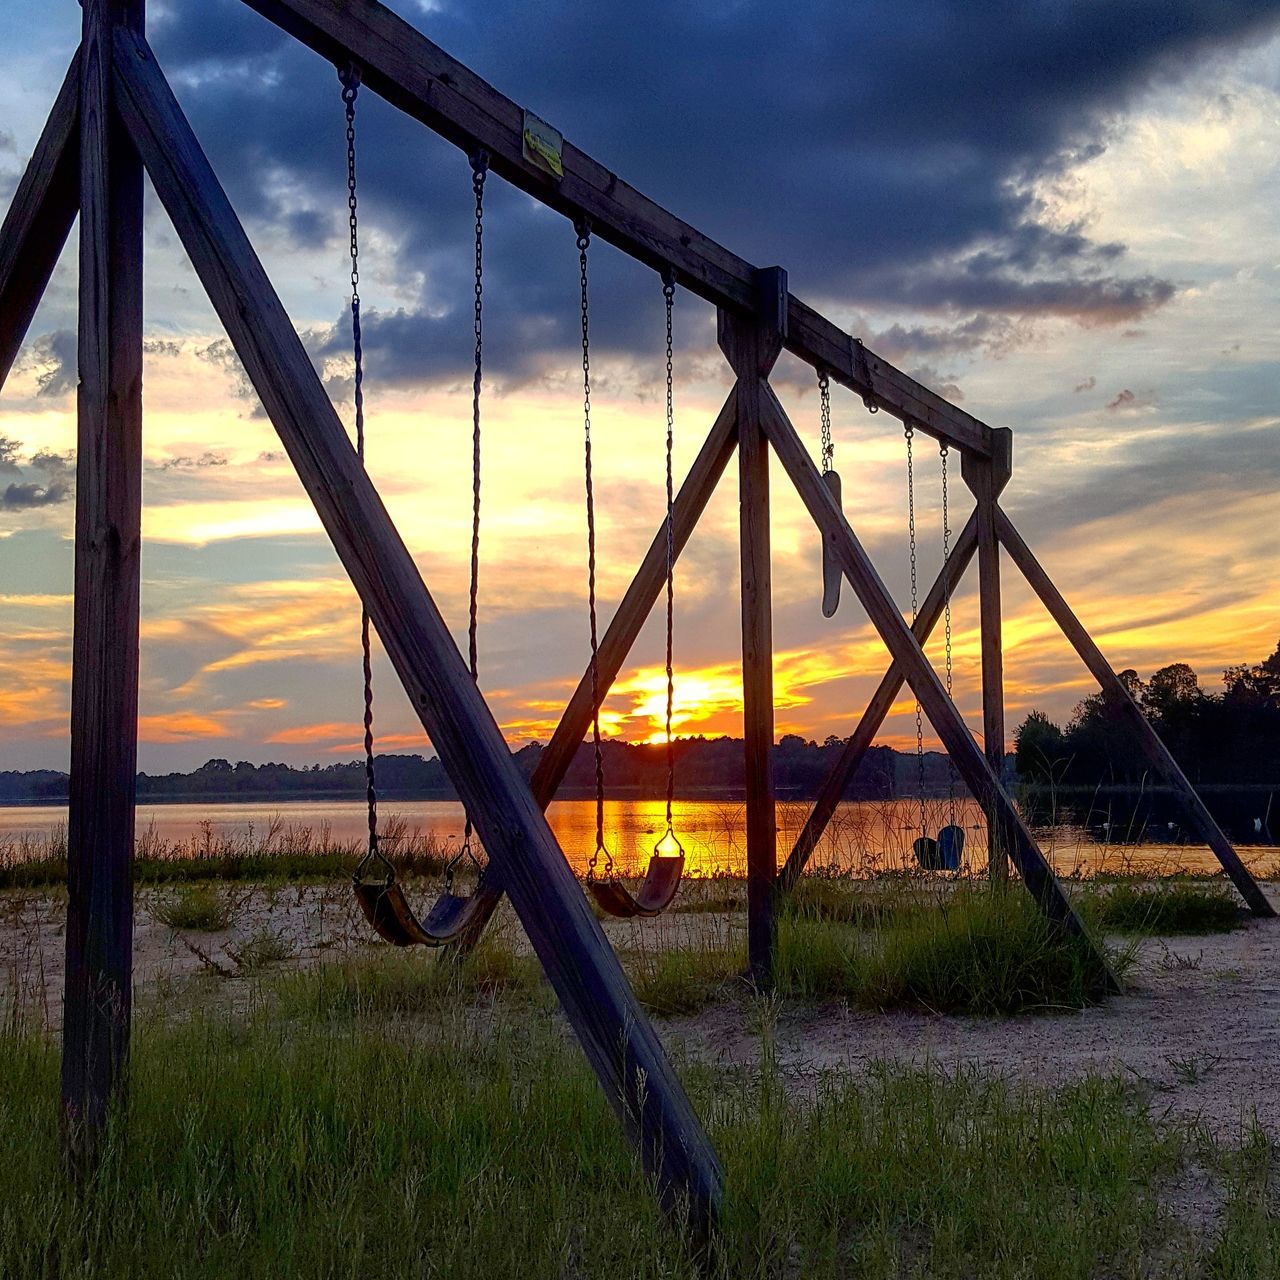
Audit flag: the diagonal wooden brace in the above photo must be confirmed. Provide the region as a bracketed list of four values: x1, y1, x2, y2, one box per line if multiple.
[755, 380, 1119, 989]
[0, 52, 81, 391]
[777, 512, 979, 894]
[451, 389, 739, 950]
[995, 507, 1274, 918]
[112, 27, 723, 1229]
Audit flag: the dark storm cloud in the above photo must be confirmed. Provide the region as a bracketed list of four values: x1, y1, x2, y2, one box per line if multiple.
[1, 480, 70, 510]
[870, 315, 1024, 362]
[21, 329, 77, 398]
[146, 0, 1280, 385]
[0, 446, 75, 511]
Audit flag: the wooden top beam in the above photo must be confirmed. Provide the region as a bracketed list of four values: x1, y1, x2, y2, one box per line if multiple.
[239, 0, 994, 458]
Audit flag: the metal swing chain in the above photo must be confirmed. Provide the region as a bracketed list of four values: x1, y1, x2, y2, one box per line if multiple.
[905, 424, 927, 837]
[940, 443, 957, 828]
[818, 369, 833, 475]
[662, 269, 679, 846]
[578, 220, 610, 879]
[341, 65, 385, 881]
[451, 148, 490, 895]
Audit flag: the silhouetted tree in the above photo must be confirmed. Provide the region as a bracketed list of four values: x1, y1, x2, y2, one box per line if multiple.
[1014, 711, 1068, 784]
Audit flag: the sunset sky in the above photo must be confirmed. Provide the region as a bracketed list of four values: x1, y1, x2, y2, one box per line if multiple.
[1, 1, 1278, 774]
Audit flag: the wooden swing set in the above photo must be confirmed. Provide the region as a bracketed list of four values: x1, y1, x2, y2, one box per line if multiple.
[2, 0, 1272, 1237]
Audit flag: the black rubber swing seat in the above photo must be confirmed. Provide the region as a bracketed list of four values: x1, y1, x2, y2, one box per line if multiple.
[587, 853, 686, 920]
[354, 876, 504, 947]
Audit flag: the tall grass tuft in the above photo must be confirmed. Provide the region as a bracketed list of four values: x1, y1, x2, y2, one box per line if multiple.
[629, 947, 742, 1016]
[777, 885, 1127, 1013]
[1082, 881, 1244, 935]
[273, 939, 542, 1021]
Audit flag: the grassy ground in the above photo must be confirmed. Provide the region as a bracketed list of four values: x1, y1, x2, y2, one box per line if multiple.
[0, 827, 1272, 1276]
[1, 948, 1276, 1279]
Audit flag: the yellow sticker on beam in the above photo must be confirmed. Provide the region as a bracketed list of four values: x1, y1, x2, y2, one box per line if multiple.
[522, 110, 564, 179]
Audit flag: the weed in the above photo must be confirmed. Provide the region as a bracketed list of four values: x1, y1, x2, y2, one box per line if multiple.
[226, 927, 293, 972]
[274, 940, 539, 1020]
[0, 815, 454, 891]
[152, 886, 231, 932]
[0, 991, 1267, 1278]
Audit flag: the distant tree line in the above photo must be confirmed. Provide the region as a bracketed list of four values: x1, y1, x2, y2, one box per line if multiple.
[1014, 637, 1280, 788]
[0, 735, 901, 804]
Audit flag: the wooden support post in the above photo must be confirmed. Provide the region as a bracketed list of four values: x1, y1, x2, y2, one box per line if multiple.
[718, 270, 786, 987]
[62, 0, 145, 1170]
[777, 514, 978, 893]
[962, 429, 1013, 881]
[0, 54, 81, 391]
[455, 391, 739, 950]
[995, 508, 1275, 918]
[755, 382, 1119, 989]
[113, 32, 723, 1230]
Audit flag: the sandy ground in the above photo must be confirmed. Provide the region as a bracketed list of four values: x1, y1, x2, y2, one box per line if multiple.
[2, 880, 1276, 1141]
[666, 885, 1280, 1141]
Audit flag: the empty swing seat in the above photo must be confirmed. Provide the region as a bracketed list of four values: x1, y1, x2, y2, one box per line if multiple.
[937, 823, 965, 871]
[913, 835, 943, 871]
[355, 876, 503, 947]
[587, 853, 685, 920]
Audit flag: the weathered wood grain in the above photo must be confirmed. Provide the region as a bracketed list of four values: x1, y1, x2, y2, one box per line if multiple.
[62, 0, 145, 1171]
[113, 29, 723, 1228]
[963, 431, 1012, 880]
[0, 53, 80, 391]
[995, 507, 1275, 918]
[719, 302, 785, 986]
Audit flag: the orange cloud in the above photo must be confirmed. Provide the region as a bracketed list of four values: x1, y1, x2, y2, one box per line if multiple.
[136, 713, 233, 743]
[265, 721, 352, 746]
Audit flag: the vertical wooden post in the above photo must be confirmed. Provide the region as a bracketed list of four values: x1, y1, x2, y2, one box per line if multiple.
[718, 269, 785, 986]
[62, 0, 144, 1169]
[962, 428, 1012, 881]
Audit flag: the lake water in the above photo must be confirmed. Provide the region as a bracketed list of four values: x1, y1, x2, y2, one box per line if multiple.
[1, 797, 1274, 880]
